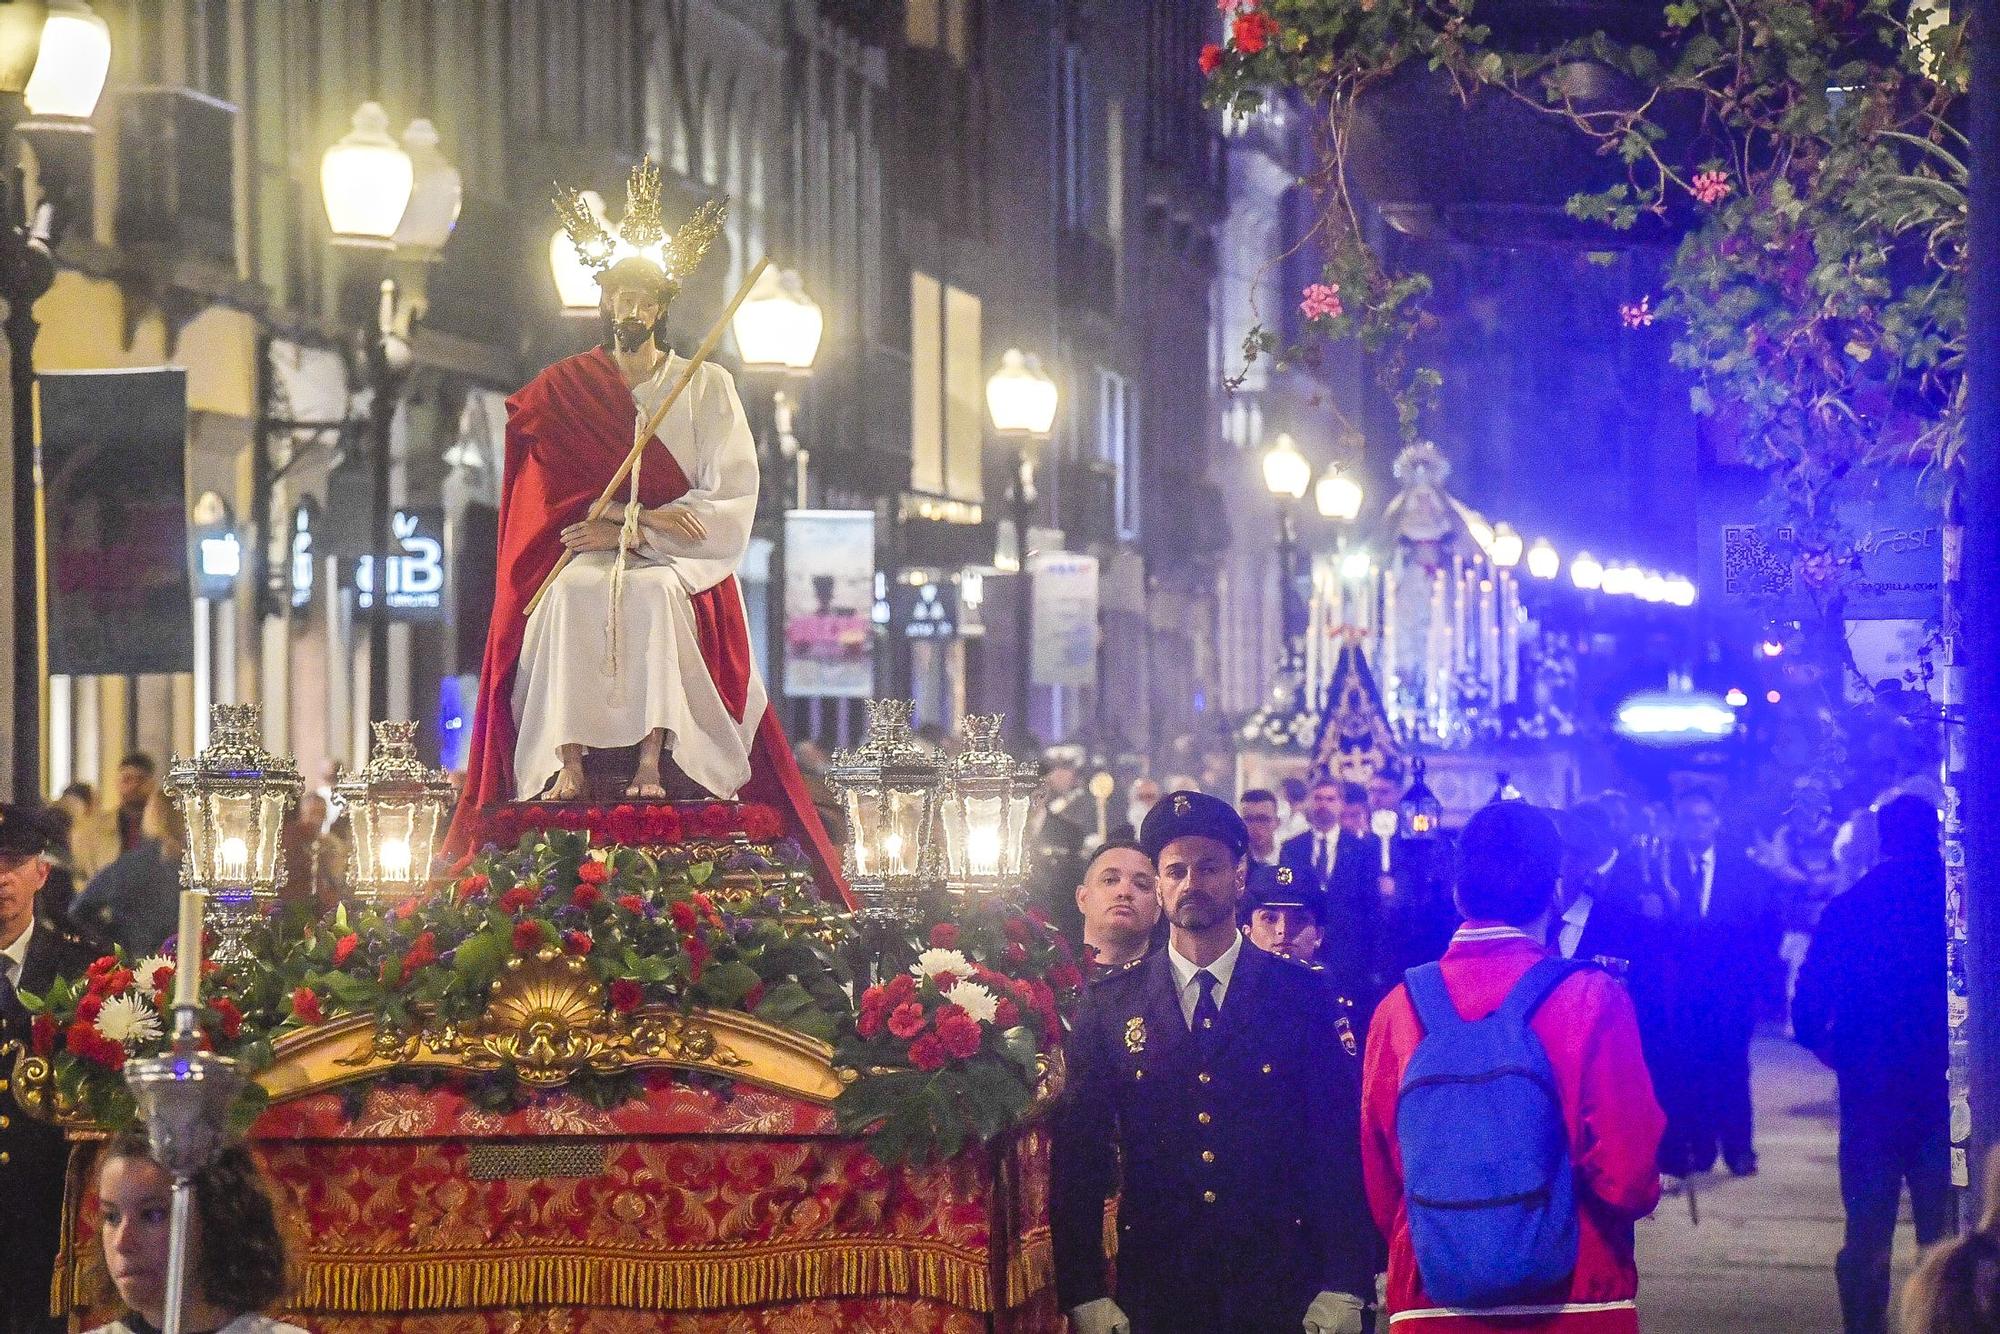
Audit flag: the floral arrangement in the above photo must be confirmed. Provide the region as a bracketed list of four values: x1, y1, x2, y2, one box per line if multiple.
[17, 826, 1080, 1166]
[833, 906, 1084, 1165]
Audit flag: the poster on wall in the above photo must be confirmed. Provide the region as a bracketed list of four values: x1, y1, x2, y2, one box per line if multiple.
[41, 368, 194, 676]
[783, 509, 875, 699]
[1030, 550, 1098, 688]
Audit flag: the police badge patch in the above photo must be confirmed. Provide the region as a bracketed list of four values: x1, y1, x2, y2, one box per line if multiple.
[1124, 1016, 1147, 1054]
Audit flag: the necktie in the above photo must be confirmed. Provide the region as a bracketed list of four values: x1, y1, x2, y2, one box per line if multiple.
[1316, 835, 1330, 883]
[1192, 968, 1220, 1043]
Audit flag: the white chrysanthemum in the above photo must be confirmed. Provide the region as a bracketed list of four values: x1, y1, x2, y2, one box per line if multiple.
[943, 981, 999, 1025]
[911, 948, 974, 982]
[95, 994, 163, 1048]
[133, 955, 175, 988]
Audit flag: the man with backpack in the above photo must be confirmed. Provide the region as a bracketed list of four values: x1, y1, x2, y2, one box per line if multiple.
[1360, 802, 1664, 1331]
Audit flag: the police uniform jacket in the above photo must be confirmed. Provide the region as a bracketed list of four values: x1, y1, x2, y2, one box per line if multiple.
[1051, 940, 1376, 1332]
[3, 912, 98, 1334]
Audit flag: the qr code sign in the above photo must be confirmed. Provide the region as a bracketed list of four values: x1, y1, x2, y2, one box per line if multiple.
[1721, 524, 1795, 601]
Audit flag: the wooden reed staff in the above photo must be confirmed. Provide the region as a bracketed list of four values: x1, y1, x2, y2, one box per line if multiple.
[523, 256, 770, 621]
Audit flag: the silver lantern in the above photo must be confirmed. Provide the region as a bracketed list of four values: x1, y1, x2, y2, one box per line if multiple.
[938, 714, 1036, 906]
[826, 699, 945, 925]
[332, 720, 455, 907]
[163, 703, 302, 963]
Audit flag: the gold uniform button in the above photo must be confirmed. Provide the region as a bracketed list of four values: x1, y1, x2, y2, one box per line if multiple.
[1261, 1063, 1273, 1074]
[1197, 1071, 1212, 1084]
[1197, 1111, 1212, 1125]
[1202, 1189, 1217, 1203]
[0, 1151, 9, 1165]
[1134, 1069, 1144, 1080]
[1201, 1150, 1215, 1163]
[0, 1114, 9, 1129]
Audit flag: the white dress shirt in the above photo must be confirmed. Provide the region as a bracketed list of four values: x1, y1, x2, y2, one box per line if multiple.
[1696, 847, 1717, 917]
[1166, 932, 1243, 1029]
[1557, 893, 1594, 960]
[2, 915, 36, 990]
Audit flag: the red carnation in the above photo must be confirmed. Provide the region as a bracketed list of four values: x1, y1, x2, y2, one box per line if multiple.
[1002, 916, 1030, 944]
[571, 883, 603, 911]
[685, 933, 709, 981]
[908, 1034, 947, 1072]
[646, 807, 684, 843]
[670, 901, 698, 931]
[86, 955, 117, 981]
[930, 971, 960, 992]
[455, 873, 490, 903]
[102, 967, 134, 997]
[75, 993, 103, 1024]
[610, 978, 644, 1014]
[31, 1012, 55, 1056]
[928, 922, 960, 950]
[512, 920, 548, 953]
[333, 933, 360, 966]
[857, 1006, 884, 1038]
[405, 931, 440, 972]
[149, 964, 174, 994]
[500, 885, 537, 914]
[1231, 11, 1277, 52]
[887, 1002, 928, 1041]
[211, 996, 244, 1040]
[1049, 961, 1083, 991]
[884, 974, 917, 1005]
[291, 988, 324, 1026]
[617, 894, 647, 915]
[936, 1010, 983, 1060]
[1005, 941, 1029, 965]
[994, 998, 1021, 1028]
[1198, 41, 1223, 75]
[741, 805, 784, 841]
[577, 860, 612, 886]
[564, 930, 594, 956]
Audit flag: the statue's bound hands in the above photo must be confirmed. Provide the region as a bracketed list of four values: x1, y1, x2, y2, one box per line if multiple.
[647, 507, 708, 543]
[561, 517, 630, 553]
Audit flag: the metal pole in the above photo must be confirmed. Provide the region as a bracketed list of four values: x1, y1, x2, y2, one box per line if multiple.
[4, 93, 47, 801]
[366, 279, 397, 728]
[1959, 0, 2000, 1202]
[1013, 446, 1033, 736]
[161, 1178, 195, 1334]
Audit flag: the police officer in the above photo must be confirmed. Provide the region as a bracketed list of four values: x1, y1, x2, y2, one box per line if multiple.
[1, 803, 98, 1334]
[1051, 791, 1376, 1334]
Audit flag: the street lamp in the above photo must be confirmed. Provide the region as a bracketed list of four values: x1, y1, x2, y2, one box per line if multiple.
[1526, 538, 1560, 580]
[320, 104, 455, 727]
[1261, 431, 1311, 501]
[938, 714, 1037, 906]
[1570, 550, 1604, 591]
[5, 0, 109, 799]
[732, 266, 825, 373]
[1315, 462, 1364, 523]
[987, 350, 1059, 732]
[22, 0, 109, 120]
[1489, 523, 1524, 570]
[164, 704, 303, 965]
[332, 720, 455, 908]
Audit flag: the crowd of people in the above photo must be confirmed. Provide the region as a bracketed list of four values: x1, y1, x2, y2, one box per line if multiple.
[0, 732, 1982, 1334]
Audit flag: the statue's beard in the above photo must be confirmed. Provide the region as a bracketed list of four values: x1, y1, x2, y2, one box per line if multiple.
[612, 317, 655, 354]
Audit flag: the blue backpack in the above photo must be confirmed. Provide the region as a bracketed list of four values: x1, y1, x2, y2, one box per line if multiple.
[1395, 958, 1581, 1308]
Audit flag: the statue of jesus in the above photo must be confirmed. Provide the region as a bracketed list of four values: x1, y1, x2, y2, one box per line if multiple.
[450, 164, 840, 887]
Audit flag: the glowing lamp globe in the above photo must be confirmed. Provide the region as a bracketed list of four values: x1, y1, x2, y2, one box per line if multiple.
[1489, 523, 1524, 569]
[1526, 538, 1560, 580]
[986, 349, 1059, 438]
[332, 721, 456, 908]
[1315, 464, 1364, 522]
[731, 266, 824, 373]
[391, 118, 461, 256]
[165, 704, 303, 963]
[827, 700, 947, 924]
[939, 715, 1037, 904]
[1570, 551, 1604, 591]
[550, 190, 610, 313]
[23, 0, 109, 120]
[1262, 433, 1311, 501]
[321, 102, 414, 248]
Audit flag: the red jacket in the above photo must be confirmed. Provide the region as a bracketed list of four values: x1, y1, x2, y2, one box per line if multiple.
[1361, 924, 1665, 1331]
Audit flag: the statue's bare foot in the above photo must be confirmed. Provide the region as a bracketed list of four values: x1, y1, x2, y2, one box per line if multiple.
[625, 761, 667, 800]
[547, 765, 588, 801]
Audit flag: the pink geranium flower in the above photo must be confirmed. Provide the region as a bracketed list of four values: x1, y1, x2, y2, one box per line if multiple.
[1300, 282, 1344, 321]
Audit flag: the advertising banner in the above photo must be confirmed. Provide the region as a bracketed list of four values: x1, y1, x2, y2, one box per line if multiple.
[1029, 551, 1098, 687]
[41, 368, 193, 676]
[783, 510, 875, 698]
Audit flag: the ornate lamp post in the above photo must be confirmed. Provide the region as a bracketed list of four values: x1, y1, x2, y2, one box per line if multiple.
[332, 720, 455, 908]
[827, 699, 946, 928]
[938, 714, 1037, 906]
[986, 350, 1059, 731]
[164, 704, 302, 963]
[5, 0, 110, 798]
[319, 103, 458, 726]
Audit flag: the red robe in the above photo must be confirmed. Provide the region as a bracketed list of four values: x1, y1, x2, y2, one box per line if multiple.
[448, 346, 847, 901]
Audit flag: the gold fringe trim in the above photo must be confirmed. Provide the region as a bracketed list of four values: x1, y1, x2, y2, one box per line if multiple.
[1003, 1227, 1054, 1308]
[295, 1239, 1018, 1315]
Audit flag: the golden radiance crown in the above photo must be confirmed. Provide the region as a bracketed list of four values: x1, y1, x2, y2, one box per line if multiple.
[553, 156, 726, 288]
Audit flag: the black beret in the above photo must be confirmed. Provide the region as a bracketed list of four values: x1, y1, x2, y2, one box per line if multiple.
[1139, 790, 1248, 862]
[0, 802, 54, 859]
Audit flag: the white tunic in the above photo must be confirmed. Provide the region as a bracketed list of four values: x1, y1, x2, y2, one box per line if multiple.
[510, 354, 766, 800]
